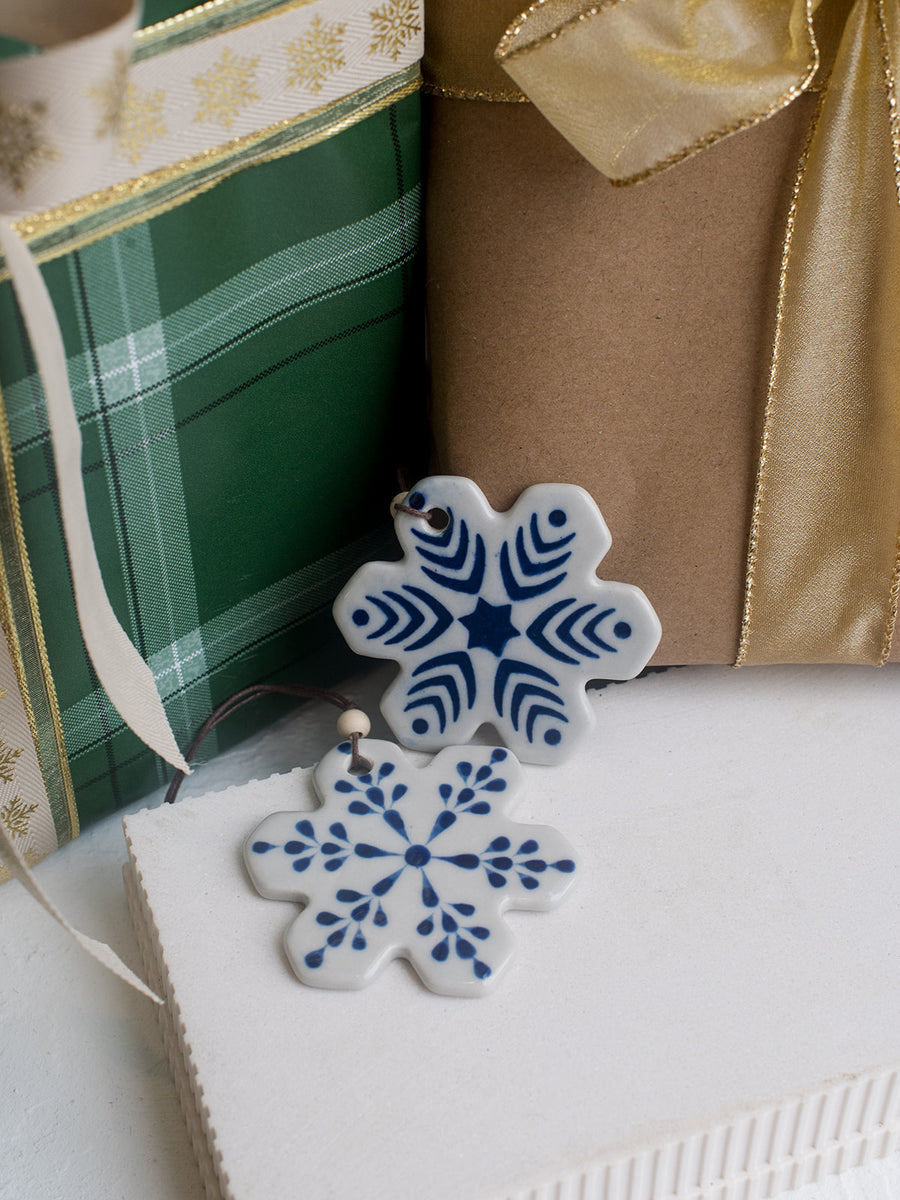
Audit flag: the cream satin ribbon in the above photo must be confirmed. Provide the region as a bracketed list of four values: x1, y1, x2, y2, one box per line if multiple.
[430, 0, 900, 664]
[0, 822, 162, 1002]
[0, 0, 425, 997]
[0, 223, 192, 768]
[0, 0, 176, 1001]
[0, 0, 191, 768]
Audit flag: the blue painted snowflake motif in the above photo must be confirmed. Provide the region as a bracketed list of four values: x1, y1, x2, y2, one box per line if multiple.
[334, 476, 662, 764]
[244, 740, 577, 997]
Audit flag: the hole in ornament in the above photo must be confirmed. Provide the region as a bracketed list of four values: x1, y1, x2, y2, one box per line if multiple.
[427, 507, 450, 531]
[348, 754, 374, 776]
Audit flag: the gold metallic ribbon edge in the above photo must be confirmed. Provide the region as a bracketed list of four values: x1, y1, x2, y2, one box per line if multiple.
[873, 0, 900, 664]
[2, 64, 421, 274]
[735, 83, 827, 668]
[736, 0, 900, 665]
[134, 0, 323, 62]
[0, 393, 78, 844]
[421, 82, 528, 101]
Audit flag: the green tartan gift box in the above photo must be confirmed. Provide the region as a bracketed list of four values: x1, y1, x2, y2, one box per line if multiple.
[0, 0, 424, 874]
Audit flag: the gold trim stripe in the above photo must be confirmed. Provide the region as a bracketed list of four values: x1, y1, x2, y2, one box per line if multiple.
[3, 67, 420, 274]
[421, 82, 527, 102]
[735, 85, 826, 667]
[0, 387, 77, 840]
[134, 0, 322, 61]
[874, 0, 900, 664]
[496, 0, 625, 62]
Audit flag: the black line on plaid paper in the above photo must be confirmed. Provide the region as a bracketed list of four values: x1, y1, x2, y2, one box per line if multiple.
[73, 596, 363, 791]
[68, 527, 395, 769]
[12, 241, 418, 464]
[18, 286, 408, 506]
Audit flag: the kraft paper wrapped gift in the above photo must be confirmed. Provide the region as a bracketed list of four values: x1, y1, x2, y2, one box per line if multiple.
[423, 0, 900, 668]
[0, 0, 425, 871]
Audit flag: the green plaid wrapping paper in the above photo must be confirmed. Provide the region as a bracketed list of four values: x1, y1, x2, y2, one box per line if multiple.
[0, 15, 423, 840]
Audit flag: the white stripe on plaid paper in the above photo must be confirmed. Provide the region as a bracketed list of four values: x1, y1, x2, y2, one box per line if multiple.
[108, 231, 212, 740]
[6, 185, 419, 771]
[0, 220, 190, 773]
[59, 228, 211, 751]
[60, 523, 391, 758]
[5, 184, 420, 448]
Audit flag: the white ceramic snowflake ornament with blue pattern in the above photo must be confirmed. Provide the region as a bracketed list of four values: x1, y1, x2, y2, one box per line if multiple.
[333, 477, 662, 764]
[245, 739, 576, 997]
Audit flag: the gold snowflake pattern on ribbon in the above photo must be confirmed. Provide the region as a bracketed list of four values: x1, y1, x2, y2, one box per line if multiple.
[0, 683, 44, 882]
[0, 93, 57, 193]
[0, 725, 33, 881]
[0, 738, 23, 785]
[87, 49, 131, 140]
[368, 0, 421, 61]
[193, 46, 260, 131]
[0, 795, 38, 838]
[117, 82, 167, 165]
[286, 16, 347, 95]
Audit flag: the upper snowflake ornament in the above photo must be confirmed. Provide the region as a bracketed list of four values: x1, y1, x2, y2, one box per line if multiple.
[334, 477, 662, 764]
[245, 740, 576, 997]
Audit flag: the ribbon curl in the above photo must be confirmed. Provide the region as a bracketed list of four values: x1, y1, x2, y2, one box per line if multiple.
[0, 2, 192, 761]
[494, 0, 900, 664]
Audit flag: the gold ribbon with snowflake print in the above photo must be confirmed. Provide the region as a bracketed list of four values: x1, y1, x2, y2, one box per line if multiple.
[6, 0, 422, 246]
[435, 0, 900, 664]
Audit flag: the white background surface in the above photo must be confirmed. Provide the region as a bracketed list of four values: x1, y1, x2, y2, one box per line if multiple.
[3, 663, 900, 1200]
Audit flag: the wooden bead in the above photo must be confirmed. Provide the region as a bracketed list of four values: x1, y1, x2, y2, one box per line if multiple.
[390, 492, 410, 518]
[337, 709, 370, 739]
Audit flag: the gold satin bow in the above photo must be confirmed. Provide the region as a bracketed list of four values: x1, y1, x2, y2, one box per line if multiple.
[496, 0, 900, 664]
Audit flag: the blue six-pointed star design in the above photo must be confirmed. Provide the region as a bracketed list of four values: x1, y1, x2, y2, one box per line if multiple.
[333, 477, 662, 764]
[459, 598, 520, 657]
[245, 739, 577, 997]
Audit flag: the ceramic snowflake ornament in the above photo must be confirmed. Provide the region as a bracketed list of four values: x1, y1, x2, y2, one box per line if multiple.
[334, 477, 662, 764]
[245, 739, 577, 997]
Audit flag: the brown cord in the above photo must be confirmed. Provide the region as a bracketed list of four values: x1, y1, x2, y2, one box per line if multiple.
[164, 683, 367, 806]
[394, 501, 432, 519]
[392, 476, 451, 529]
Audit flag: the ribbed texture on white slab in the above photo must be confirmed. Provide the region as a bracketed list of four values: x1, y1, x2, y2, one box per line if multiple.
[510, 1073, 900, 1200]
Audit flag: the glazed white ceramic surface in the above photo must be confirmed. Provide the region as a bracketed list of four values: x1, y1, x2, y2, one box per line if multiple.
[244, 738, 576, 996]
[334, 477, 661, 764]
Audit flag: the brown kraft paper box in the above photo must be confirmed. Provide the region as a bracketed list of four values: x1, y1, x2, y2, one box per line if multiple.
[423, 7, 892, 665]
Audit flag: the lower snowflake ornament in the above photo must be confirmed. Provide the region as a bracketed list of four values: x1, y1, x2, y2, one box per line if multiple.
[333, 476, 662, 765]
[244, 739, 577, 997]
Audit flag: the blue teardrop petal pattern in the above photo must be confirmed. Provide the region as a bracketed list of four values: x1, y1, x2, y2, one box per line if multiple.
[245, 741, 577, 997]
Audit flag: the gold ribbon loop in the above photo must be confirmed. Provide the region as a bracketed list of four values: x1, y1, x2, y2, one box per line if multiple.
[497, 0, 820, 182]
